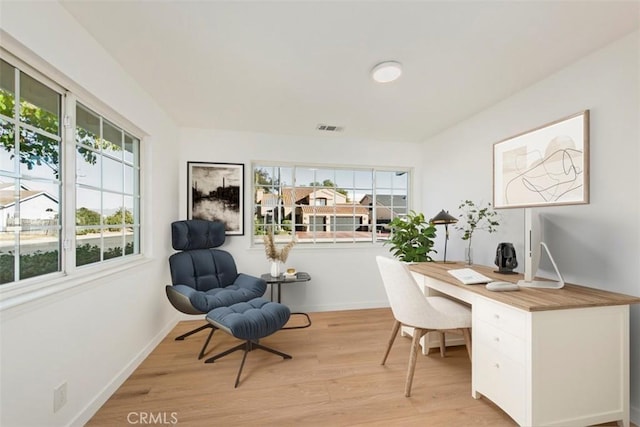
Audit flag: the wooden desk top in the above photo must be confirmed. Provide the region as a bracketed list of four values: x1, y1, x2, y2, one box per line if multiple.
[409, 262, 640, 312]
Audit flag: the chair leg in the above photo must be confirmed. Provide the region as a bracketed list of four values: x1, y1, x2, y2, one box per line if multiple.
[174, 323, 217, 359]
[175, 323, 212, 341]
[439, 331, 446, 358]
[381, 320, 401, 365]
[461, 328, 472, 360]
[197, 327, 216, 360]
[204, 342, 246, 364]
[405, 328, 427, 397]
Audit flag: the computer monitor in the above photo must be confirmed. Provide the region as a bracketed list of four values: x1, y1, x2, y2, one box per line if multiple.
[518, 208, 565, 289]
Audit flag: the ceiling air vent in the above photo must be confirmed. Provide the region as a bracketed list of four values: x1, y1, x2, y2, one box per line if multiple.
[316, 124, 343, 132]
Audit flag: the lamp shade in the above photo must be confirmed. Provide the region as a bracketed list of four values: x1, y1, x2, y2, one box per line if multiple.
[430, 209, 458, 225]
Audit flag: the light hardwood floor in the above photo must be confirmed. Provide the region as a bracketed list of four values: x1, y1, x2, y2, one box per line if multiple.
[87, 308, 622, 426]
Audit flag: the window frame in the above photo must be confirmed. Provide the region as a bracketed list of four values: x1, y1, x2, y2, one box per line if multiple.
[73, 101, 141, 268]
[0, 54, 66, 284]
[252, 161, 412, 246]
[0, 47, 145, 301]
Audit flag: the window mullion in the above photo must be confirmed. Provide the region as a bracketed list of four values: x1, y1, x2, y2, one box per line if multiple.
[62, 92, 77, 272]
[11, 67, 20, 282]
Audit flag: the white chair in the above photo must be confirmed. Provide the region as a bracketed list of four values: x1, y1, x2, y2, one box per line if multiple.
[376, 256, 472, 397]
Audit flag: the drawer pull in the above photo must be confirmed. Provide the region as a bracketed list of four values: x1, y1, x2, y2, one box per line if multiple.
[494, 314, 500, 320]
[494, 337, 500, 342]
[494, 363, 500, 369]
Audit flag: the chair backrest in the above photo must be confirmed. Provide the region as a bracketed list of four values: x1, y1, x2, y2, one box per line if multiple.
[169, 220, 238, 292]
[375, 256, 453, 329]
[172, 219, 225, 250]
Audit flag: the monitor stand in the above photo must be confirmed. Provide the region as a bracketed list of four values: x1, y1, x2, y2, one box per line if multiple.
[518, 242, 565, 289]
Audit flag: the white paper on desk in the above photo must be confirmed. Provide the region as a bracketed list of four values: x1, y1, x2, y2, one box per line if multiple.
[447, 268, 492, 285]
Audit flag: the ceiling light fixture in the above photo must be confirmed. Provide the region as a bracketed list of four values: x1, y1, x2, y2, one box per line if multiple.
[371, 61, 402, 83]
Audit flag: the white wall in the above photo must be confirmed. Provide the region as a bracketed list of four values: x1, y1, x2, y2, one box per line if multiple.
[421, 31, 640, 423]
[178, 128, 422, 313]
[0, 2, 180, 427]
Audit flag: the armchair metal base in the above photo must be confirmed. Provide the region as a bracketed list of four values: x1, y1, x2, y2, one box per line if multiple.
[204, 340, 292, 388]
[175, 323, 217, 360]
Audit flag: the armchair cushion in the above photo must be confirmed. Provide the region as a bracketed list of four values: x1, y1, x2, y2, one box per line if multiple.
[188, 274, 267, 312]
[206, 298, 291, 341]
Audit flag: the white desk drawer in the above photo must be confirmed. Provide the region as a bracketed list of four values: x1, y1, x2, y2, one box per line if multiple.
[475, 298, 527, 338]
[474, 319, 526, 362]
[475, 345, 526, 424]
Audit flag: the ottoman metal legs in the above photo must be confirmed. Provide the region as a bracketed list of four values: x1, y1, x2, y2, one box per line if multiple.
[205, 340, 291, 387]
[204, 298, 292, 387]
[174, 323, 216, 360]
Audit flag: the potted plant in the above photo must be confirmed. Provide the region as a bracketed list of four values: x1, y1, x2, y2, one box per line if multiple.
[455, 200, 499, 265]
[384, 211, 437, 262]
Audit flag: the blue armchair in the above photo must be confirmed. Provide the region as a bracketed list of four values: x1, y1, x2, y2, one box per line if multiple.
[166, 220, 267, 359]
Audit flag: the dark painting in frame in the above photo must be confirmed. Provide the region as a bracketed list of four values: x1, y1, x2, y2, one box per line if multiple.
[187, 162, 244, 235]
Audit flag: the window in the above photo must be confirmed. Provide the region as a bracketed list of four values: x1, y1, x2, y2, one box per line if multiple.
[0, 55, 141, 286]
[0, 58, 63, 283]
[253, 163, 409, 244]
[75, 104, 140, 267]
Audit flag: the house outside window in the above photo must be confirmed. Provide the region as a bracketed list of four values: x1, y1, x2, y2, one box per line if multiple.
[253, 163, 409, 244]
[0, 54, 142, 286]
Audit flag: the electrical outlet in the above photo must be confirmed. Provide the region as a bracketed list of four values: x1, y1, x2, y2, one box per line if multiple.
[53, 382, 67, 413]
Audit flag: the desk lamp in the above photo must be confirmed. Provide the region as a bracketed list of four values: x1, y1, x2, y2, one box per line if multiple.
[430, 210, 458, 263]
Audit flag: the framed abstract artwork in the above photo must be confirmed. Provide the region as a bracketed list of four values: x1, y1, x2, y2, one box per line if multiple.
[187, 162, 244, 235]
[493, 110, 589, 209]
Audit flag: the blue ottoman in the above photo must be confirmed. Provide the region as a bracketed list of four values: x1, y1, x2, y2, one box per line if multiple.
[204, 297, 292, 387]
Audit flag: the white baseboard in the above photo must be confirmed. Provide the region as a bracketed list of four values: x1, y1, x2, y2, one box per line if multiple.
[296, 300, 389, 313]
[69, 315, 180, 427]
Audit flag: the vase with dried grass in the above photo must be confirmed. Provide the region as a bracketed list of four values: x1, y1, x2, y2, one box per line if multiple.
[263, 233, 296, 277]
